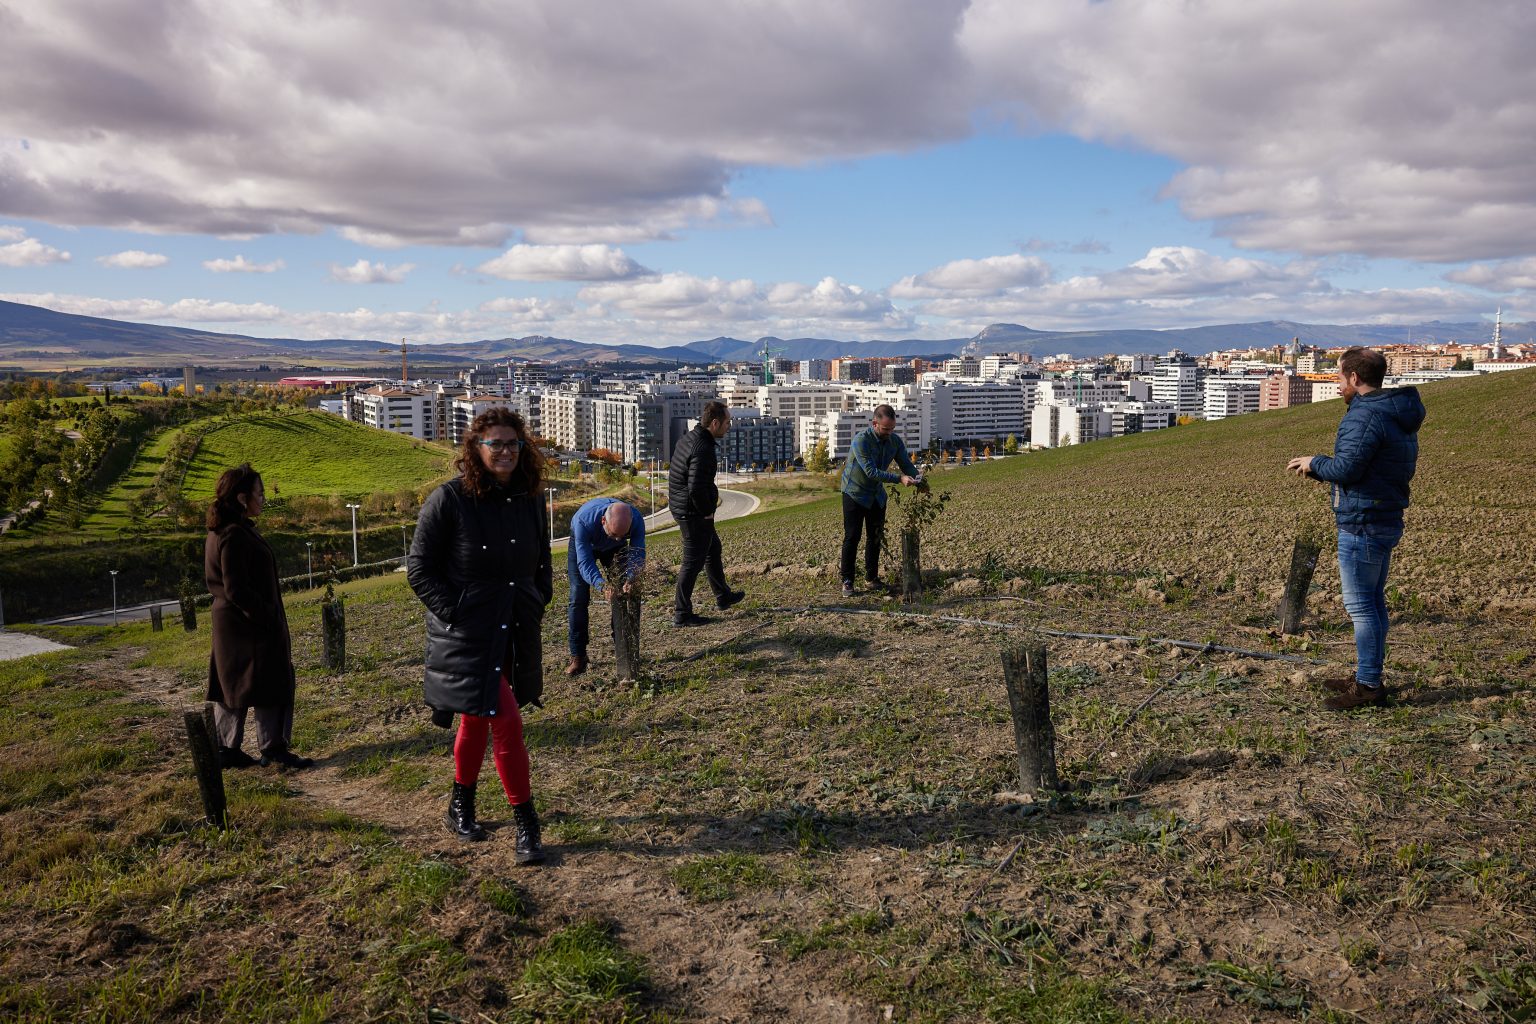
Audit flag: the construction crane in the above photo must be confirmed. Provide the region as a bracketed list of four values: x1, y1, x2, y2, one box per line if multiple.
[376, 338, 408, 383]
[760, 342, 785, 385]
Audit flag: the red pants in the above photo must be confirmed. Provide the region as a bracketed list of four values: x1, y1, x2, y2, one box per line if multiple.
[453, 676, 531, 806]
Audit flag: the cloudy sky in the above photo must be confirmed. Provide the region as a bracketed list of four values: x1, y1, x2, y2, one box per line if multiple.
[1, 0, 1531, 347]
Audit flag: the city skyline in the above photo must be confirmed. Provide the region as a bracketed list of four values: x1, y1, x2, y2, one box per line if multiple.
[3, 0, 1534, 347]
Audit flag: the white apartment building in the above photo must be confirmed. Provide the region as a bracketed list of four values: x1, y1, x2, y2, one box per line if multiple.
[753, 385, 850, 449]
[1116, 354, 1157, 375]
[1039, 379, 1131, 407]
[923, 380, 1026, 445]
[1031, 402, 1111, 448]
[509, 363, 549, 389]
[347, 386, 440, 440]
[942, 356, 981, 378]
[1152, 355, 1202, 419]
[592, 393, 666, 464]
[1312, 380, 1342, 401]
[1106, 401, 1176, 436]
[543, 388, 595, 452]
[798, 359, 832, 381]
[840, 381, 919, 413]
[801, 407, 924, 459]
[1202, 376, 1262, 421]
[979, 355, 1021, 379]
[448, 392, 543, 444]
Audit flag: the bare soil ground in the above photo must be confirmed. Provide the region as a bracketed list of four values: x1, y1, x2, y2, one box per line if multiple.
[4, 554, 1532, 1022]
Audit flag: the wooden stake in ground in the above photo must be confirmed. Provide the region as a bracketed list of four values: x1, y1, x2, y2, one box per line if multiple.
[150, 605, 163, 632]
[612, 587, 642, 681]
[183, 707, 227, 828]
[1000, 639, 1059, 798]
[321, 586, 346, 671]
[900, 529, 923, 604]
[1278, 534, 1323, 634]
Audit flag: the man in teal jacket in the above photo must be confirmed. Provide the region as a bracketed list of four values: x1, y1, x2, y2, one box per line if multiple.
[1287, 347, 1425, 710]
[839, 404, 922, 597]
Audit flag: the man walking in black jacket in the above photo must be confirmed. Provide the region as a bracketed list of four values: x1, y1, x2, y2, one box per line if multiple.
[668, 401, 744, 626]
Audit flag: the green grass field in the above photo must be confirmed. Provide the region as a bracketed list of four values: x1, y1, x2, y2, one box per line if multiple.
[181, 411, 453, 502]
[74, 426, 181, 535]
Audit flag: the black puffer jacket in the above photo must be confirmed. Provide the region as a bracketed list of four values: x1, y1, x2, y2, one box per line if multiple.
[668, 424, 718, 520]
[407, 478, 552, 716]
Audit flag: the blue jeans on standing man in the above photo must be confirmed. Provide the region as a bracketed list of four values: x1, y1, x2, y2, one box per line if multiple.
[567, 545, 617, 658]
[1337, 529, 1397, 688]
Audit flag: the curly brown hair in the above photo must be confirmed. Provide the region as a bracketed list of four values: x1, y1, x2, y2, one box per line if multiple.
[456, 407, 544, 497]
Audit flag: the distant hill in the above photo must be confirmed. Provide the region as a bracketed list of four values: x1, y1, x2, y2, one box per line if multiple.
[0, 297, 1522, 370]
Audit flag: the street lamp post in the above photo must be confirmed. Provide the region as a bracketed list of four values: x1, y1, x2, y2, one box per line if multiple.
[305, 540, 314, 589]
[400, 523, 409, 560]
[546, 488, 555, 542]
[109, 569, 119, 626]
[345, 503, 362, 566]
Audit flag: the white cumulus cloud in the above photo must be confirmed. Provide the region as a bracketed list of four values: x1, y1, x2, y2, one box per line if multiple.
[329, 258, 414, 284]
[97, 249, 169, 269]
[0, 233, 71, 267]
[893, 254, 1053, 298]
[477, 244, 649, 282]
[204, 254, 284, 274]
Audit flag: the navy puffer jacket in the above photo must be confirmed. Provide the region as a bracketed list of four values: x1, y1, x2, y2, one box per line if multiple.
[1309, 386, 1426, 533]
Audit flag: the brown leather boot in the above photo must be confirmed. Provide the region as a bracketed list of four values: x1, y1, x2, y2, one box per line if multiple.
[1324, 682, 1386, 711]
[565, 654, 588, 677]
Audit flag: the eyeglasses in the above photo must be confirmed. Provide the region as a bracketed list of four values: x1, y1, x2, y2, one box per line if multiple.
[478, 439, 524, 452]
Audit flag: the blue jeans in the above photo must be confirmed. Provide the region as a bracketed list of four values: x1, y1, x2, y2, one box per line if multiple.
[567, 545, 616, 657]
[1337, 530, 1396, 687]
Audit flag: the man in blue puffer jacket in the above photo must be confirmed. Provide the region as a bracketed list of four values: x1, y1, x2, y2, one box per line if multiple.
[1287, 347, 1425, 710]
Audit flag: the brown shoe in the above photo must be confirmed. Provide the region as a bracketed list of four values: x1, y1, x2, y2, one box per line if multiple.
[1324, 682, 1385, 711]
[565, 654, 588, 677]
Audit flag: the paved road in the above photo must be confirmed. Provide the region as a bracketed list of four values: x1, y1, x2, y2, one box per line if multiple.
[32, 488, 762, 629]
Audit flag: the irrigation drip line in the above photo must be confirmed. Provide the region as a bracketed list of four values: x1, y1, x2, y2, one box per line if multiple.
[1080, 640, 1214, 768]
[753, 604, 1325, 665]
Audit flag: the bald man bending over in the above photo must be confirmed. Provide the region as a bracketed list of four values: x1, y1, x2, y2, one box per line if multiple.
[566, 497, 645, 676]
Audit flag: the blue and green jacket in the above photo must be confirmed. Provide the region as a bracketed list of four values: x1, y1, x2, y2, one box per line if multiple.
[840, 427, 920, 508]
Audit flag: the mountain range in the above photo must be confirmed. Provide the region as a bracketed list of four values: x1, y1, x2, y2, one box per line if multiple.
[0, 298, 1520, 372]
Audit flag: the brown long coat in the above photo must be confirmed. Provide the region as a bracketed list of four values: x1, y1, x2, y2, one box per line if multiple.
[205, 521, 295, 709]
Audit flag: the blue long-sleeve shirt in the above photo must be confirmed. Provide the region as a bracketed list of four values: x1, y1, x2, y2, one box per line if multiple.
[839, 427, 920, 508]
[569, 497, 646, 587]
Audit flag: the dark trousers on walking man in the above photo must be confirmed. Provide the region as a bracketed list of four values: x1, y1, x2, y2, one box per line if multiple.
[840, 494, 886, 588]
[673, 517, 729, 618]
[566, 545, 617, 659]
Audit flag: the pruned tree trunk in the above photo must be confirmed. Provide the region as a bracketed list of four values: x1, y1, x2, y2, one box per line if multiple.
[611, 589, 642, 681]
[179, 596, 197, 631]
[183, 707, 227, 828]
[1278, 535, 1323, 634]
[900, 529, 923, 604]
[321, 597, 346, 671]
[1000, 639, 1059, 798]
[150, 605, 164, 632]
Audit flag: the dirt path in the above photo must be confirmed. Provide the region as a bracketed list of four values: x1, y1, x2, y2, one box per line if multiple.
[114, 654, 875, 1023]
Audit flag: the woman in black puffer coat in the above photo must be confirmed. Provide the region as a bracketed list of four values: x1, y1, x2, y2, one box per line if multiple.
[407, 408, 551, 861]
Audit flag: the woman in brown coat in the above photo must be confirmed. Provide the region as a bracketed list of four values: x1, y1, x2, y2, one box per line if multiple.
[205, 463, 312, 770]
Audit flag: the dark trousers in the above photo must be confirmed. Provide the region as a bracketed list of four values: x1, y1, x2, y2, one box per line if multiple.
[840, 493, 886, 585]
[211, 701, 293, 754]
[567, 545, 617, 656]
[674, 517, 728, 616]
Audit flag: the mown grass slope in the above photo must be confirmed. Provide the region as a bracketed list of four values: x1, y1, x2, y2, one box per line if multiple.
[181, 411, 453, 502]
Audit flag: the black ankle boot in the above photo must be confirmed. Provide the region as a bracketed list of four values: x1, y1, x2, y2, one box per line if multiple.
[446, 782, 487, 842]
[511, 801, 545, 864]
